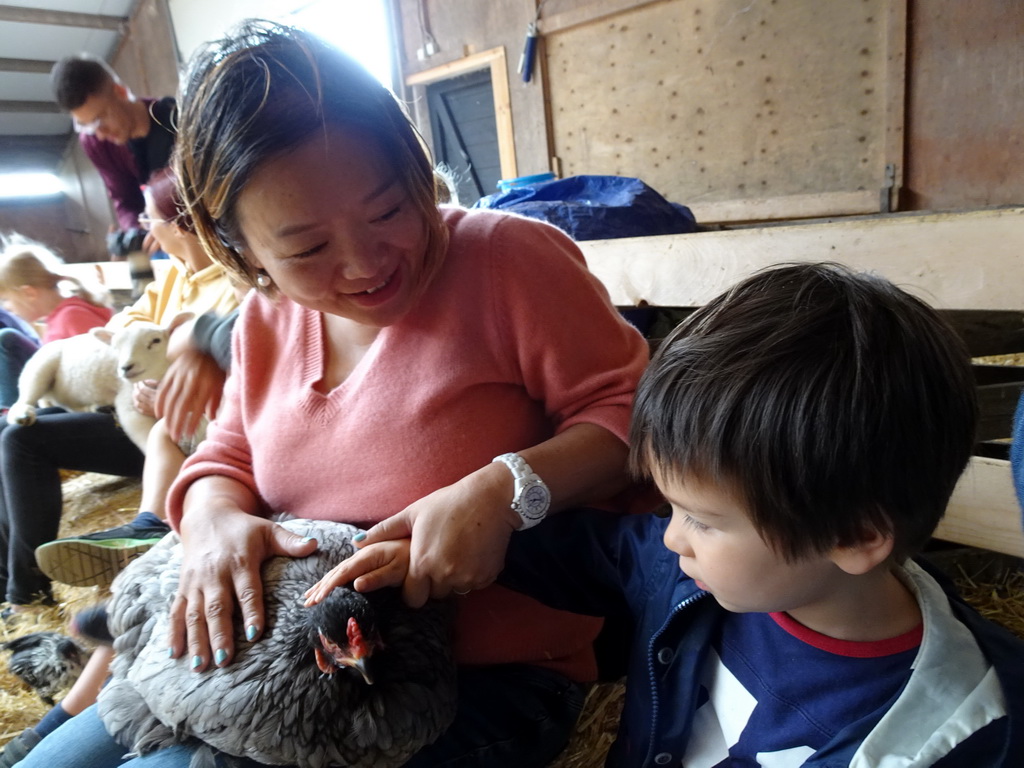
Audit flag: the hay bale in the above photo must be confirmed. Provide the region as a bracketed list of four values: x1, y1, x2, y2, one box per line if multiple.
[975, 352, 1024, 367]
[59, 473, 143, 532]
[926, 548, 1024, 640]
[551, 681, 625, 768]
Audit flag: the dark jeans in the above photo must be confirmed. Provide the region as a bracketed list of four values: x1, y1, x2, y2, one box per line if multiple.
[0, 408, 145, 603]
[22, 663, 587, 767]
[0, 326, 40, 408]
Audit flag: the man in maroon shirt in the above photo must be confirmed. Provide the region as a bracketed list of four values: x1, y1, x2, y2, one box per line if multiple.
[50, 54, 175, 259]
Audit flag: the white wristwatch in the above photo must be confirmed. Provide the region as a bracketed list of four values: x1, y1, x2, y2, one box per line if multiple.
[492, 452, 551, 530]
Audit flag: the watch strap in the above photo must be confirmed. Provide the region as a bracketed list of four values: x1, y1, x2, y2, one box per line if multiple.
[492, 452, 550, 530]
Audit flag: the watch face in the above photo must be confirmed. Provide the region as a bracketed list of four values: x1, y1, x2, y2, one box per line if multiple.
[522, 483, 550, 519]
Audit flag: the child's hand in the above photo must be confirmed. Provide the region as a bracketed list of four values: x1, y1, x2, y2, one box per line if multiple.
[303, 538, 411, 606]
[132, 379, 159, 416]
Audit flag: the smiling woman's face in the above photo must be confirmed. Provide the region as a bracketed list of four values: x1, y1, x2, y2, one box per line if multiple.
[235, 125, 430, 329]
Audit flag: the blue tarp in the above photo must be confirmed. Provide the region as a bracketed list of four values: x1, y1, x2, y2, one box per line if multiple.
[473, 174, 697, 241]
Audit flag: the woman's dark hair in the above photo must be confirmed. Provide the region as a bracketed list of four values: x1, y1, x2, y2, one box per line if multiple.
[174, 20, 449, 294]
[50, 54, 117, 111]
[146, 167, 195, 233]
[629, 262, 978, 563]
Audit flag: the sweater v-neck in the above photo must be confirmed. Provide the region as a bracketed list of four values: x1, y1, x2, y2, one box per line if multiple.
[298, 306, 386, 415]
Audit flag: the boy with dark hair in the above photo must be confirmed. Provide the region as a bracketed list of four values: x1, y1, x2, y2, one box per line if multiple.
[500, 262, 1024, 766]
[50, 54, 175, 247]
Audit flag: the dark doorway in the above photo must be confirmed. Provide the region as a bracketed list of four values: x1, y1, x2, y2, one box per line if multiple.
[426, 69, 502, 205]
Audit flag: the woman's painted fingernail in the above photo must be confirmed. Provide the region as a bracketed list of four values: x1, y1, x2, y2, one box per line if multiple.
[215, 648, 228, 665]
[302, 536, 315, 544]
[353, 531, 367, 542]
[191, 655, 203, 670]
[167, 647, 175, 658]
[246, 625, 258, 641]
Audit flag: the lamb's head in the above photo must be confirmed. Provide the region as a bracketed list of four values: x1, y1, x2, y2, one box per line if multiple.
[92, 311, 194, 385]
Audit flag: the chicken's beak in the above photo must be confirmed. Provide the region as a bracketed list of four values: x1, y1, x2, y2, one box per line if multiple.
[342, 656, 374, 686]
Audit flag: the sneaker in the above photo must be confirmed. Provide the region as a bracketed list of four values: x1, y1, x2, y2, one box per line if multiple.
[35, 520, 171, 589]
[0, 727, 41, 767]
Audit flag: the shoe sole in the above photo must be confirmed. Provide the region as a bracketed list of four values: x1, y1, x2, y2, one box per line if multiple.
[35, 539, 157, 589]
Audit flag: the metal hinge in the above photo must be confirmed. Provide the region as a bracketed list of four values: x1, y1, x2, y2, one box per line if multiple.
[880, 163, 897, 213]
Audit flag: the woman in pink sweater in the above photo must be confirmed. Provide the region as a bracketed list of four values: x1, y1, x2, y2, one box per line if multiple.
[20, 22, 647, 768]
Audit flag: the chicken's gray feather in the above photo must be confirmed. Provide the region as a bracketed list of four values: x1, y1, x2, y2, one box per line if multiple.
[98, 519, 457, 768]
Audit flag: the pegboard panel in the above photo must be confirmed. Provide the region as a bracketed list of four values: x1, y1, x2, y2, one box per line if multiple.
[544, 0, 898, 222]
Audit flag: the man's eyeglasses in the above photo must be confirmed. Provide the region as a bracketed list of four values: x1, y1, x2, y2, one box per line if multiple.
[73, 117, 101, 135]
[72, 106, 109, 135]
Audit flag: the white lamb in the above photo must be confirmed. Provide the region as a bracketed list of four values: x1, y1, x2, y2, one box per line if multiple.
[6, 313, 193, 452]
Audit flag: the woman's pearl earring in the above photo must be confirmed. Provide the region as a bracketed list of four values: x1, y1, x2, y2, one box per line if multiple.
[255, 270, 272, 289]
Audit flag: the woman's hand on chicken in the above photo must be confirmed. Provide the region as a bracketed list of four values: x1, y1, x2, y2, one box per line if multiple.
[305, 463, 520, 608]
[174, 424, 628, 669]
[167, 480, 317, 671]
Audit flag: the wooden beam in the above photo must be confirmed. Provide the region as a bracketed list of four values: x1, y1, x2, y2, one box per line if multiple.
[405, 47, 504, 85]
[936, 457, 1024, 559]
[62, 261, 133, 292]
[580, 207, 1024, 311]
[0, 100, 62, 114]
[689, 190, 879, 226]
[488, 48, 516, 181]
[0, 4, 125, 31]
[883, 0, 908, 211]
[0, 57, 54, 74]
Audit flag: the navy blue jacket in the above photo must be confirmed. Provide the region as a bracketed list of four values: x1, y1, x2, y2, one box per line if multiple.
[501, 509, 1024, 767]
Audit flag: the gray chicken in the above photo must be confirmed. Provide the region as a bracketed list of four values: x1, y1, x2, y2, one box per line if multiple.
[98, 518, 457, 768]
[2, 631, 88, 705]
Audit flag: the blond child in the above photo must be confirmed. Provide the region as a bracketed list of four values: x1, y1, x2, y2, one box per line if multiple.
[0, 237, 113, 408]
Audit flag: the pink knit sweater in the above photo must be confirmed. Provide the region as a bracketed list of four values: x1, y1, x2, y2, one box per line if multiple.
[168, 207, 648, 680]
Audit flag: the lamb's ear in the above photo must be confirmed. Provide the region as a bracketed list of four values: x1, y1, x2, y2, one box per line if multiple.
[165, 311, 195, 334]
[91, 327, 115, 345]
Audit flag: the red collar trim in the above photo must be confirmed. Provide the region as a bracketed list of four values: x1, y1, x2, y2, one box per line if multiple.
[769, 611, 922, 658]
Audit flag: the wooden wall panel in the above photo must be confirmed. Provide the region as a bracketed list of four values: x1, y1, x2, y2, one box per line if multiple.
[904, 0, 1024, 210]
[0, 198, 81, 261]
[544, 0, 898, 223]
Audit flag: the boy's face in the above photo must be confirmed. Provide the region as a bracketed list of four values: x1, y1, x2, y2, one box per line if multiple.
[656, 469, 848, 616]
